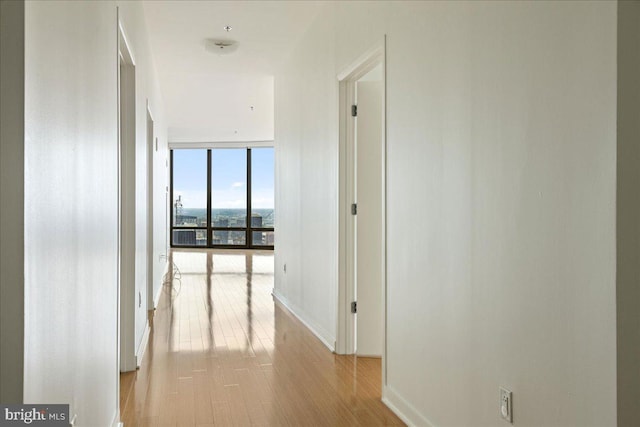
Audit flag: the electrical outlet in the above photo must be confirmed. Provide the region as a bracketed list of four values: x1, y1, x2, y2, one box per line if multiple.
[500, 388, 512, 423]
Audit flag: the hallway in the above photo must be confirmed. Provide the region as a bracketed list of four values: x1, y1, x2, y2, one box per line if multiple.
[120, 249, 404, 426]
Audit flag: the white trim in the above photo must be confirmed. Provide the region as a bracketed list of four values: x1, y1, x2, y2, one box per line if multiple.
[115, 6, 121, 426]
[135, 321, 150, 368]
[355, 354, 382, 359]
[111, 412, 124, 427]
[109, 409, 121, 427]
[382, 34, 389, 388]
[382, 386, 437, 427]
[337, 41, 385, 82]
[169, 140, 274, 149]
[272, 290, 336, 352]
[117, 20, 135, 66]
[146, 98, 154, 122]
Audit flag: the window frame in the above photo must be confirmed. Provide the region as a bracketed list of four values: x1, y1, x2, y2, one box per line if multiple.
[170, 148, 274, 250]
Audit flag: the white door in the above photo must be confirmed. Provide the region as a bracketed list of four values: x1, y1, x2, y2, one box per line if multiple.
[355, 80, 383, 357]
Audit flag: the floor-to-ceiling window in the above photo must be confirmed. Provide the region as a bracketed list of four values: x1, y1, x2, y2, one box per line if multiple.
[211, 148, 247, 246]
[250, 147, 275, 247]
[170, 147, 274, 249]
[171, 149, 208, 246]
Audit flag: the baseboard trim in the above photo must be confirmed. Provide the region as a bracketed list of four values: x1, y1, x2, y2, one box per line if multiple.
[135, 321, 150, 368]
[272, 290, 335, 352]
[110, 409, 121, 427]
[382, 385, 436, 427]
[357, 353, 382, 358]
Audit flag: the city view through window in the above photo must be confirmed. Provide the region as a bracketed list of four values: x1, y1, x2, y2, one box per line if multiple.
[171, 147, 274, 248]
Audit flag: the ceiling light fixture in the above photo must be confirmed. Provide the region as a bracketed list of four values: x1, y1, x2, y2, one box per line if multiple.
[205, 38, 238, 55]
[214, 40, 234, 49]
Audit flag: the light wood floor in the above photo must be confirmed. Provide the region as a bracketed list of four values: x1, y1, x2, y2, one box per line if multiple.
[120, 249, 404, 426]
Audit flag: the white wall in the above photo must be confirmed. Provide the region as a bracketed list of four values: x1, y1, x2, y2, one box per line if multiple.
[274, 6, 338, 349]
[24, 1, 168, 424]
[24, 1, 119, 424]
[0, 0, 25, 404]
[117, 0, 170, 363]
[275, 2, 617, 426]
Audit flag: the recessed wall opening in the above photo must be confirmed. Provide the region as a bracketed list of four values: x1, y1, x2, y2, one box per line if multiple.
[118, 21, 137, 375]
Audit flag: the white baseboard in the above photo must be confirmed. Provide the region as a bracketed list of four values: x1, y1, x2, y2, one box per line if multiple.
[272, 290, 335, 352]
[110, 409, 122, 427]
[135, 321, 150, 368]
[382, 385, 436, 427]
[357, 353, 382, 358]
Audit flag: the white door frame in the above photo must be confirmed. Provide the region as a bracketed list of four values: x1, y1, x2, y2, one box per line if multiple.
[146, 102, 154, 313]
[336, 37, 387, 384]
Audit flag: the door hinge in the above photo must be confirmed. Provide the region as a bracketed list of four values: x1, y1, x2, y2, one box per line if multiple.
[351, 105, 358, 117]
[351, 203, 357, 215]
[351, 301, 357, 314]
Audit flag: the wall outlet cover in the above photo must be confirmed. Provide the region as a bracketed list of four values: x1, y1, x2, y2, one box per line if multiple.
[500, 387, 513, 423]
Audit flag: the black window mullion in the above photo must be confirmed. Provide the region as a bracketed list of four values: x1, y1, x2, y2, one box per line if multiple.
[169, 149, 174, 246]
[247, 148, 252, 248]
[207, 149, 212, 247]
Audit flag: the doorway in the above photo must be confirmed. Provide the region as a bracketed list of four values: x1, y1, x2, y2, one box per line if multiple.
[118, 20, 136, 375]
[355, 64, 384, 357]
[337, 39, 386, 370]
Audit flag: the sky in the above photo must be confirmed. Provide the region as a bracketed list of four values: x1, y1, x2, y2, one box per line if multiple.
[173, 148, 274, 210]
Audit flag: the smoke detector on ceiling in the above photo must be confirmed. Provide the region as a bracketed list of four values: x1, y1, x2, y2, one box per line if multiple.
[205, 38, 238, 55]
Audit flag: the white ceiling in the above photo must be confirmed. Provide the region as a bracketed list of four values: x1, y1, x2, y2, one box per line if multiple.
[142, 1, 325, 142]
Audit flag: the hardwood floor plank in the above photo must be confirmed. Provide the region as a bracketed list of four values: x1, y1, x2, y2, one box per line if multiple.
[120, 249, 404, 427]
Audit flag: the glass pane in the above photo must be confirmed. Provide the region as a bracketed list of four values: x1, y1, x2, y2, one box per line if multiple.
[211, 149, 247, 228]
[212, 229, 246, 245]
[252, 231, 274, 246]
[172, 229, 207, 246]
[172, 149, 207, 227]
[251, 148, 275, 228]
